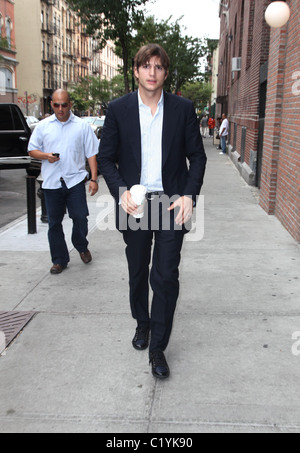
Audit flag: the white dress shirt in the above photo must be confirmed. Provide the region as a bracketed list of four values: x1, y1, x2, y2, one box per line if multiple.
[28, 112, 99, 190]
[138, 90, 164, 192]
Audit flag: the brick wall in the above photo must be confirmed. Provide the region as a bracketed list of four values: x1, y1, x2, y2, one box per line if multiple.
[217, 0, 300, 242]
[217, 0, 271, 171]
[260, 0, 300, 242]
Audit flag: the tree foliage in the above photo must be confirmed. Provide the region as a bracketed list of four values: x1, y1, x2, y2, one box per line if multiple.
[66, 1, 214, 100]
[181, 81, 213, 111]
[70, 75, 125, 115]
[66, 0, 153, 93]
[132, 16, 207, 93]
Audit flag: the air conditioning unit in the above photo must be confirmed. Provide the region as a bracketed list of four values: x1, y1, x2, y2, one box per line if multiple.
[232, 57, 242, 72]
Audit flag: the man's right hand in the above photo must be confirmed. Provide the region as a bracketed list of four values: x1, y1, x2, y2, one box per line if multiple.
[121, 190, 138, 215]
[47, 153, 60, 164]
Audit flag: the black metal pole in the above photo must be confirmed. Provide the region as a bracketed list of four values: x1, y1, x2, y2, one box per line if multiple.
[26, 176, 37, 234]
[37, 181, 48, 224]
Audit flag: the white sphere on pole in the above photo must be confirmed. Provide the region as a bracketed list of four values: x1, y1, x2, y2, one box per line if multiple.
[265, 1, 291, 28]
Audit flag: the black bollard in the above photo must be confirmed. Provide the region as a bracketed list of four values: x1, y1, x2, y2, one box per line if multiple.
[26, 176, 37, 234]
[37, 181, 48, 224]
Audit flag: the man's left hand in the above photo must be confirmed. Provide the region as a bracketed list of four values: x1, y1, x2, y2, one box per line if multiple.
[89, 181, 99, 197]
[168, 196, 194, 226]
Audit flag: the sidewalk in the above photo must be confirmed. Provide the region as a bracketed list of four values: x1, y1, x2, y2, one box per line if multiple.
[0, 139, 300, 433]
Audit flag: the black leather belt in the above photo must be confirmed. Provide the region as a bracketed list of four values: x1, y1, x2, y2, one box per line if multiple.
[146, 191, 165, 201]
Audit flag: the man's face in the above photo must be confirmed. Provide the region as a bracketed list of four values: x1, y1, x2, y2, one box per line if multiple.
[134, 56, 168, 94]
[51, 92, 72, 123]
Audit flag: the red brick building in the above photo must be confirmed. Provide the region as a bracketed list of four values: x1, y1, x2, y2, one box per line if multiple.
[216, 0, 300, 242]
[0, 0, 18, 102]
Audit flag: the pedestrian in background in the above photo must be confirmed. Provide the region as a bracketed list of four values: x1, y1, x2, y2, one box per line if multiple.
[99, 44, 207, 380]
[28, 89, 99, 275]
[200, 115, 209, 138]
[219, 113, 229, 154]
[208, 117, 215, 137]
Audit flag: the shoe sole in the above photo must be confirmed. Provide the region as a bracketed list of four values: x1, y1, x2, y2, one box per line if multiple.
[152, 371, 170, 380]
[50, 267, 67, 275]
[132, 343, 149, 351]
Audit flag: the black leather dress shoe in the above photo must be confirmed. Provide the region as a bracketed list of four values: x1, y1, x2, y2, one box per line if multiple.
[132, 327, 150, 351]
[149, 351, 170, 379]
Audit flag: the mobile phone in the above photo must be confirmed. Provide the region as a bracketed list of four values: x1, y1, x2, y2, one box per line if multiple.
[53, 153, 60, 158]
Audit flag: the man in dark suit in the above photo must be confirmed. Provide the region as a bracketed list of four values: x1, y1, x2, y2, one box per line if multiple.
[99, 44, 207, 379]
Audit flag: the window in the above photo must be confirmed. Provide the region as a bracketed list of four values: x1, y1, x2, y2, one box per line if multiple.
[11, 107, 24, 130]
[0, 105, 13, 130]
[0, 68, 13, 89]
[0, 68, 5, 93]
[0, 14, 3, 35]
[5, 18, 12, 47]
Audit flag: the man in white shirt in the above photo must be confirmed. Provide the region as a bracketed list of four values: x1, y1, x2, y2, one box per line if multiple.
[219, 113, 229, 154]
[28, 89, 99, 274]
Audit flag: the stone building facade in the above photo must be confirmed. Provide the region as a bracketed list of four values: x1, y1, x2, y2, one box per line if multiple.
[0, 0, 18, 102]
[14, 0, 122, 116]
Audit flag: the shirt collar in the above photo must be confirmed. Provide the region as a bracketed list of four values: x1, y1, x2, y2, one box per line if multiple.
[138, 90, 164, 108]
[50, 111, 74, 124]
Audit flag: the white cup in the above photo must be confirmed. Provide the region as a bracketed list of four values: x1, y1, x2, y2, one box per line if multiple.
[130, 185, 147, 219]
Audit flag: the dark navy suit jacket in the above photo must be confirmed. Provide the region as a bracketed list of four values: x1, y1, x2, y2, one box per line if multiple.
[98, 91, 207, 228]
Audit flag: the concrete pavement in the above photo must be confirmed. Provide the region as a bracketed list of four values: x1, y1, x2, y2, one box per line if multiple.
[0, 169, 41, 228]
[0, 139, 300, 433]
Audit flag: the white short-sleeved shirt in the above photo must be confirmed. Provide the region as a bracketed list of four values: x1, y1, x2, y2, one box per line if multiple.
[220, 118, 229, 136]
[28, 112, 99, 189]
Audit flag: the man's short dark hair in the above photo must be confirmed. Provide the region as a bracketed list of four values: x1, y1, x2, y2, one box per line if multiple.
[134, 44, 170, 73]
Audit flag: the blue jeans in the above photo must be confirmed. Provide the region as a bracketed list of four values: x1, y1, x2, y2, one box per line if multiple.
[43, 180, 89, 266]
[221, 135, 227, 153]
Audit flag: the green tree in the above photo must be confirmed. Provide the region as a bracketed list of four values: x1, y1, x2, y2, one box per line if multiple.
[70, 76, 111, 115]
[132, 16, 207, 93]
[181, 81, 213, 111]
[69, 78, 90, 114]
[110, 74, 126, 100]
[66, 0, 153, 93]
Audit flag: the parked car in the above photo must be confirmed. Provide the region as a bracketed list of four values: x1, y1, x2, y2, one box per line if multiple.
[0, 103, 41, 177]
[25, 115, 39, 132]
[82, 116, 105, 139]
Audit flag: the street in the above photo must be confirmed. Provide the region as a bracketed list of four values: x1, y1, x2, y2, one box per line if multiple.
[0, 170, 41, 229]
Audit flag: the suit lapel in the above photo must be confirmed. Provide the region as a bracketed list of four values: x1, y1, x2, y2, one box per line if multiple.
[125, 92, 142, 170]
[162, 92, 178, 167]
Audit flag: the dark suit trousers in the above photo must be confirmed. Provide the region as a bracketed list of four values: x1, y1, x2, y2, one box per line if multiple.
[122, 200, 185, 353]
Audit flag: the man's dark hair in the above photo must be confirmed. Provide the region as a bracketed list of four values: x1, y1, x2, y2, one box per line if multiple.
[134, 44, 170, 73]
